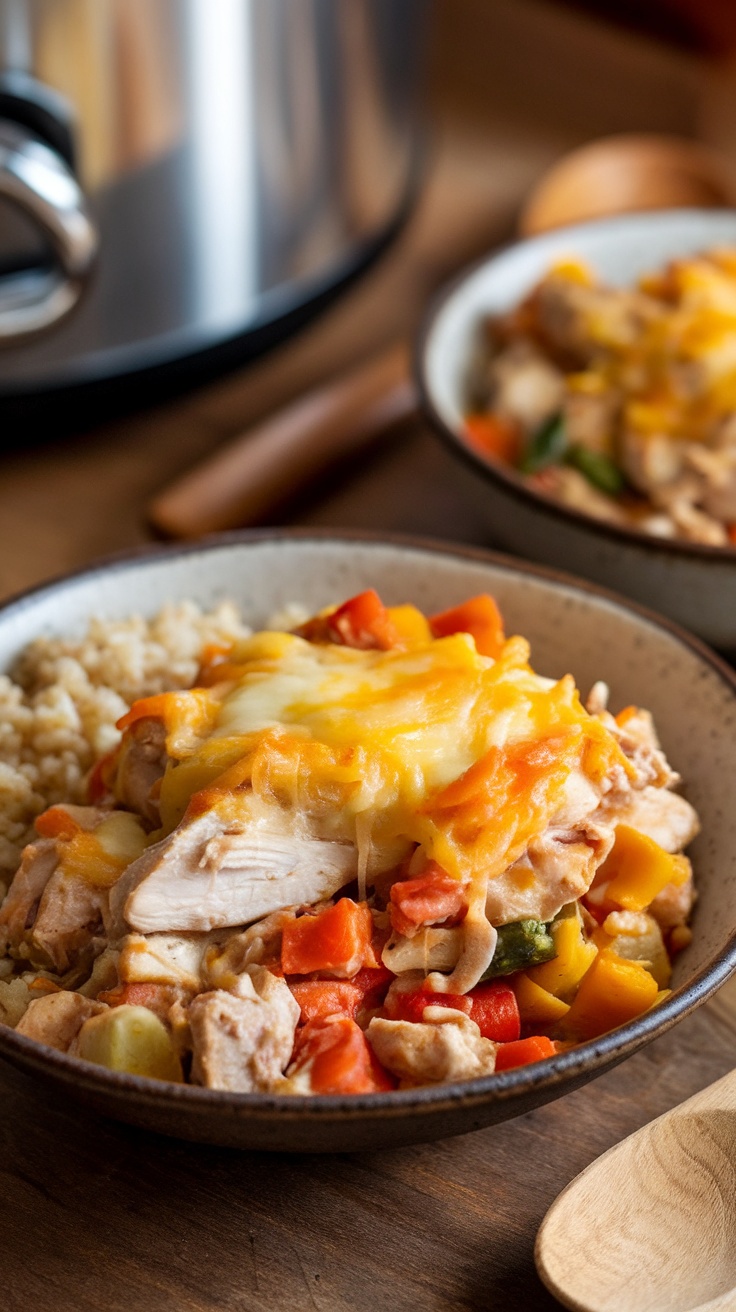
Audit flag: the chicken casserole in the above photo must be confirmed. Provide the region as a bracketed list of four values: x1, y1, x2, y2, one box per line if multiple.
[466, 247, 736, 547]
[0, 589, 698, 1094]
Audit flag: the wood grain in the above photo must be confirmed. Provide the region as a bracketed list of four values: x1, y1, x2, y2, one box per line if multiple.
[1, 980, 735, 1312]
[536, 1041, 736, 1312]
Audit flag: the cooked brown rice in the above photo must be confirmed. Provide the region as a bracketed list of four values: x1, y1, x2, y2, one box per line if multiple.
[0, 601, 263, 881]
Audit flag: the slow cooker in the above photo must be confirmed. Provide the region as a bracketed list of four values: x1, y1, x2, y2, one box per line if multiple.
[0, 0, 428, 427]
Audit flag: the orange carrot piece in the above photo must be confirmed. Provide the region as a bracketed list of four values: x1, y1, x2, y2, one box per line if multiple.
[291, 1016, 395, 1093]
[464, 413, 521, 464]
[34, 806, 82, 841]
[281, 899, 375, 977]
[429, 594, 506, 658]
[389, 862, 468, 936]
[494, 1035, 557, 1071]
[288, 980, 362, 1024]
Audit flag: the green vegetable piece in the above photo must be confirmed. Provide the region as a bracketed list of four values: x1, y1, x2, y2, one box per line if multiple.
[480, 919, 557, 980]
[519, 413, 568, 473]
[564, 443, 625, 496]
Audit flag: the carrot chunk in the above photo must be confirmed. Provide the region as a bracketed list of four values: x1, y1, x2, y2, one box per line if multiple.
[328, 590, 401, 650]
[288, 980, 362, 1023]
[34, 806, 82, 841]
[281, 899, 375, 977]
[389, 862, 468, 936]
[467, 981, 521, 1042]
[291, 1016, 395, 1093]
[494, 1035, 557, 1071]
[464, 413, 521, 465]
[429, 594, 506, 659]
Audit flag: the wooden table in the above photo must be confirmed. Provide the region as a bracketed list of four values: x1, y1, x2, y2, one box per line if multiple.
[2, 5, 735, 1308]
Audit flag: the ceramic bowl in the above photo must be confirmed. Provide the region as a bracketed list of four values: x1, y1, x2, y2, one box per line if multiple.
[0, 531, 735, 1152]
[416, 209, 736, 652]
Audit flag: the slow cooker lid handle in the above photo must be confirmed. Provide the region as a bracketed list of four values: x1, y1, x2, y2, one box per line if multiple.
[0, 120, 97, 342]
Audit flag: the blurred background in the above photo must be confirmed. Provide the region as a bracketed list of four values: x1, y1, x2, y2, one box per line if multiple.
[1, 0, 735, 593]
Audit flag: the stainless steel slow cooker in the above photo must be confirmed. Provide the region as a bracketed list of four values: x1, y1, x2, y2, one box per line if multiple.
[0, 0, 427, 424]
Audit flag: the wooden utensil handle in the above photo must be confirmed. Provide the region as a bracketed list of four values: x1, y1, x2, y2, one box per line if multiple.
[148, 343, 416, 539]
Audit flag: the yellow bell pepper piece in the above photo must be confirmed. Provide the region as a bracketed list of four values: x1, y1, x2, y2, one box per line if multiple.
[513, 974, 570, 1026]
[527, 913, 597, 1000]
[599, 824, 690, 913]
[386, 604, 432, 648]
[563, 948, 659, 1040]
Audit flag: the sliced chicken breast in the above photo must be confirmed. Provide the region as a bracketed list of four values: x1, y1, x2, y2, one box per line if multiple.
[112, 808, 358, 934]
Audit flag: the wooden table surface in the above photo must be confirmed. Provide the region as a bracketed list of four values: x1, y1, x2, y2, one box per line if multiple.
[2, 5, 736, 1309]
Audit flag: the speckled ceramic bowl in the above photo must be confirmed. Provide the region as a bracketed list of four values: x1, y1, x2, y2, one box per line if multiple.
[417, 209, 736, 652]
[0, 531, 734, 1152]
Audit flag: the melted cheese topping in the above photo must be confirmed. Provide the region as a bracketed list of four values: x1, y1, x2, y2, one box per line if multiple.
[135, 629, 629, 889]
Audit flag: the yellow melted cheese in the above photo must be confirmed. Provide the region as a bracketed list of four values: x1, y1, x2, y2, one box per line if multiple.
[126, 629, 630, 887]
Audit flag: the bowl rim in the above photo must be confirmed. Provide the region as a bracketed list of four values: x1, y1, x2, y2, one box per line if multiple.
[1, 525, 735, 1120]
[415, 207, 736, 565]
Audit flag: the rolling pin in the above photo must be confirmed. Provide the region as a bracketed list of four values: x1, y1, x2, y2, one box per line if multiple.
[148, 343, 416, 539]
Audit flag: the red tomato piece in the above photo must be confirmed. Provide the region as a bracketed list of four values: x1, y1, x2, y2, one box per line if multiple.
[494, 1035, 557, 1071]
[389, 862, 468, 936]
[467, 981, 521, 1042]
[429, 594, 506, 659]
[326, 589, 401, 650]
[385, 988, 472, 1024]
[291, 1016, 395, 1093]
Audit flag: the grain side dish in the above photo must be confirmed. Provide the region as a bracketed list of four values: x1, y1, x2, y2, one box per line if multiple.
[0, 590, 698, 1093]
[465, 247, 736, 546]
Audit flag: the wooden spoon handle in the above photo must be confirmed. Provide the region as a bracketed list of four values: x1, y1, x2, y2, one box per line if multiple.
[148, 343, 416, 539]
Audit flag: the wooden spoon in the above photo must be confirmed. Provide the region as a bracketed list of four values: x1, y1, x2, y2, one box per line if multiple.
[519, 133, 736, 236]
[535, 1066, 736, 1312]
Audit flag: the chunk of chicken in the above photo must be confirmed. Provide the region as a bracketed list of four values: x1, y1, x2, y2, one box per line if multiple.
[0, 838, 59, 956]
[15, 990, 106, 1052]
[113, 716, 167, 827]
[111, 808, 358, 935]
[118, 932, 219, 991]
[367, 1011, 497, 1086]
[606, 785, 699, 853]
[0, 806, 117, 973]
[486, 820, 614, 926]
[487, 339, 565, 433]
[189, 965, 299, 1092]
[649, 871, 695, 931]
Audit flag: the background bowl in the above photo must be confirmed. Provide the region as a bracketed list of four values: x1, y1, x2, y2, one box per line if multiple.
[417, 208, 736, 653]
[0, 531, 735, 1151]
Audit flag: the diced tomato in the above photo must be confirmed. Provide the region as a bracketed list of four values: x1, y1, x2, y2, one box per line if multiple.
[350, 964, 394, 1010]
[326, 590, 401, 651]
[281, 899, 376, 977]
[385, 987, 472, 1024]
[464, 413, 521, 465]
[467, 981, 520, 1042]
[34, 806, 82, 841]
[429, 594, 505, 659]
[288, 964, 394, 1025]
[389, 862, 468, 936]
[291, 1016, 395, 1093]
[288, 980, 362, 1023]
[494, 1035, 557, 1071]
